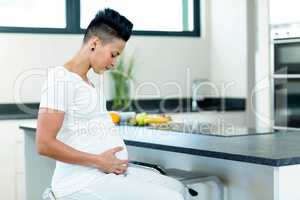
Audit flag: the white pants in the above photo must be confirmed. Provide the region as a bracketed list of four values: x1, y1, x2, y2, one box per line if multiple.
[57, 165, 189, 200]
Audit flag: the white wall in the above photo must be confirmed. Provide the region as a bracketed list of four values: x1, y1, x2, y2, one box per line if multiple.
[116, 36, 210, 100]
[0, 34, 82, 103]
[0, 33, 210, 103]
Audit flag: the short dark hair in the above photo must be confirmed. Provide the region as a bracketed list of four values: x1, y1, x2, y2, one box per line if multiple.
[83, 8, 133, 44]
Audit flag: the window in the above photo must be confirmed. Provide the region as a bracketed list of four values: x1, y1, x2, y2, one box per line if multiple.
[0, 0, 67, 33]
[80, 0, 198, 35]
[0, 0, 200, 36]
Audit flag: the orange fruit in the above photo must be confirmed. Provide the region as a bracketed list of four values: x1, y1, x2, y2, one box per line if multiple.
[109, 112, 121, 124]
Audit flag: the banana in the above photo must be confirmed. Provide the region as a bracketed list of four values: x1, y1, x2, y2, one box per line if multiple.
[144, 115, 171, 124]
[129, 113, 172, 126]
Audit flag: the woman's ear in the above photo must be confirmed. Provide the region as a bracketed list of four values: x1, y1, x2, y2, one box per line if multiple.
[89, 36, 102, 51]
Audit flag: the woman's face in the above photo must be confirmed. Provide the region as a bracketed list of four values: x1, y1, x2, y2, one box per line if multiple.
[89, 37, 126, 74]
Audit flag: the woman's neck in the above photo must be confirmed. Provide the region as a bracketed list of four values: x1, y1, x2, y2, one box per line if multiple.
[64, 51, 91, 81]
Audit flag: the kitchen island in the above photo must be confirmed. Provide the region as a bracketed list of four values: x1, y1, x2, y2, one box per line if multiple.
[20, 121, 300, 200]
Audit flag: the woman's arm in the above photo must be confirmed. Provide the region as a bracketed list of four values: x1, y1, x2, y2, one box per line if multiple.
[36, 108, 128, 174]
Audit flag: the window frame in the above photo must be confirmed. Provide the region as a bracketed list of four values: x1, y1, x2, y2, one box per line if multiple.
[0, 0, 201, 37]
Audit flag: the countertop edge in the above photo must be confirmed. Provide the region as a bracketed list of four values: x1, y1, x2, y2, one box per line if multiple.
[19, 125, 298, 167]
[124, 140, 294, 167]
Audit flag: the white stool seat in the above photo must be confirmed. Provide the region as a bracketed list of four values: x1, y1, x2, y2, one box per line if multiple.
[130, 161, 225, 200]
[165, 168, 224, 200]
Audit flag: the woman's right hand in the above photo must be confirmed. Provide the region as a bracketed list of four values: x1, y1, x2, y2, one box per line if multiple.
[94, 146, 129, 175]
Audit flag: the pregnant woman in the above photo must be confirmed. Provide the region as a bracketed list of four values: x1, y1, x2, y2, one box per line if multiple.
[36, 8, 188, 200]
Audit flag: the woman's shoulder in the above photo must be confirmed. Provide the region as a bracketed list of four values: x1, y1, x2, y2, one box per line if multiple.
[46, 66, 77, 83]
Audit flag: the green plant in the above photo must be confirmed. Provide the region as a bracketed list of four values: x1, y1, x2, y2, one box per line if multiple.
[110, 54, 135, 110]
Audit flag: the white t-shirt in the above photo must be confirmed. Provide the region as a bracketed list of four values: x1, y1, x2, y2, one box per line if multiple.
[39, 66, 128, 198]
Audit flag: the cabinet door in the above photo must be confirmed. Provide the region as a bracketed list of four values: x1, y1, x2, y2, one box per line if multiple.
[0, 120, 32, 200]
[0, 121, 18, 200]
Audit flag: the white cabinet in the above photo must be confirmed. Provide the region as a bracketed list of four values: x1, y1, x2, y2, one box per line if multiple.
[0, 121, 17, 200]
[0, 119, 33, 200]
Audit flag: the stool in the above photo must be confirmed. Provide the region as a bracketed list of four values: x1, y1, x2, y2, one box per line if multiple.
[165, 168, 224, 200]
[42, 188, 56, 200]
[130, 161, 225, 200]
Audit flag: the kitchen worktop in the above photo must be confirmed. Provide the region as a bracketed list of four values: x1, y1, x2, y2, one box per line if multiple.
[20, 121, 300, 167]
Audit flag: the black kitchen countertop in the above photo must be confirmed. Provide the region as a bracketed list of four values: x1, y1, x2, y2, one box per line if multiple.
[0, 114, 37, 120]
[19, 123, 300, 167]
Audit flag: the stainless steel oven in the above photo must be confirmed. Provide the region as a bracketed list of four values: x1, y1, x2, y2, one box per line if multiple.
[273, 38, 300, 129]
[274, 38, 300, 74]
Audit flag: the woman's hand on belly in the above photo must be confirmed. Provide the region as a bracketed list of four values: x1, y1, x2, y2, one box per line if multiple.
[93, 146, 128, 175]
